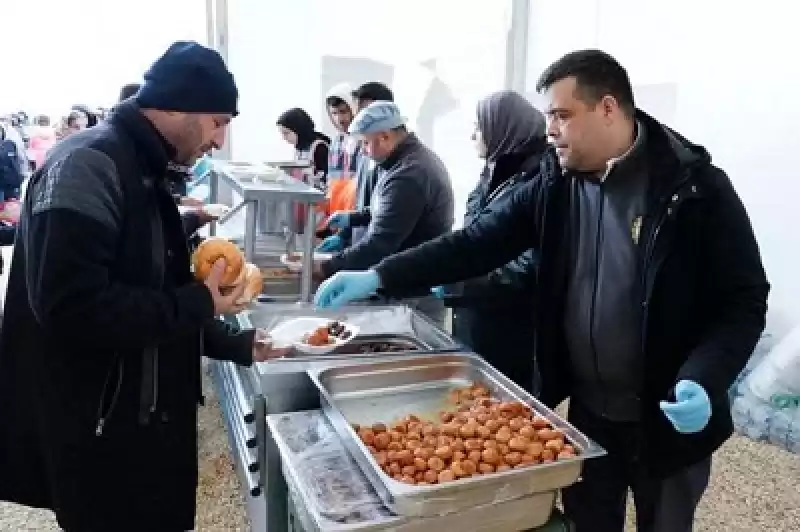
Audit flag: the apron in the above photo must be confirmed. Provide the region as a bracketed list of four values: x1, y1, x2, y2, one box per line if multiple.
[290, 139, 328, 234]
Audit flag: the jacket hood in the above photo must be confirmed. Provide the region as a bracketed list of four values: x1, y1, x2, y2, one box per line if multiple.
[636, 109, 710, 169]
[325, 83, 356, 129]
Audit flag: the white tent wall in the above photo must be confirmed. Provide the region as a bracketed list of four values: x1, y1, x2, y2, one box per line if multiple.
[526, 0, 799, 331]
[223, 0, 515, 225]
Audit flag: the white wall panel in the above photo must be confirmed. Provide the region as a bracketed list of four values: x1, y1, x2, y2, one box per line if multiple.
[225, 0, 514, 224]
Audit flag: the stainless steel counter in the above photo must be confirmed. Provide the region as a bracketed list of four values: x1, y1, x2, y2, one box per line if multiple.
[270, 410, 575, 532]
[213, 303, 463, 532]
[208, 162, 325, 302]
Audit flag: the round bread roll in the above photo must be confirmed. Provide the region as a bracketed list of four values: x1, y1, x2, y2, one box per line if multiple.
[192, 237, 245, 286]
[235, 263, 264, 305]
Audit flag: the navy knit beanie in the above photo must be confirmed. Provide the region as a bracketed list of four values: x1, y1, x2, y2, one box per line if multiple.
[136, 41, 238, 116]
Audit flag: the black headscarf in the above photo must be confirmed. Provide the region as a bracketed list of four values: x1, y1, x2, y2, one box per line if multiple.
[276, 108, 330, 150]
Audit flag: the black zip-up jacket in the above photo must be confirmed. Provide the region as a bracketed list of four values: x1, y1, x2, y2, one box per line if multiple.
[372, 110, 769, 477]
[321, 133, 454, 282]
[0, 101, 253, 531]
[441, 141, 542, 307]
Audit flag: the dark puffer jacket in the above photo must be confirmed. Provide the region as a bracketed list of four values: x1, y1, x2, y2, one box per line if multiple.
[0, 101, 254, 531]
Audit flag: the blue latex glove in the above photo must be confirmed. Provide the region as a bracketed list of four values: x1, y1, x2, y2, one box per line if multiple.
[659, 380, 711, 434]
[316, 234, 343, 252]
[191, 154, 213, 179]
[431, 286, 445, 299]
[314, 270, 380, 309]
[326, 211, 352, 231]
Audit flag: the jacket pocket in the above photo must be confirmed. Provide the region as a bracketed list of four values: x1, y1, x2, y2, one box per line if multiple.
[138, 347, 159, 425]
[94, 354, 125, 436]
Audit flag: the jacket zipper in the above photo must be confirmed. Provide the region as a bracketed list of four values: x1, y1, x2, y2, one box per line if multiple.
[589, 186, 607, 409]
[639, 174, 692, 352]
[95, 356, 125, 436]
[150, 349, 159, 414]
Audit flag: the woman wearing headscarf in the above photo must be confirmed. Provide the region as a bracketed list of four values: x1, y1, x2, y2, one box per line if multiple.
[434, 90, 548, 392]
[276, 108, 330, 177]
[276, 108, 331, 234]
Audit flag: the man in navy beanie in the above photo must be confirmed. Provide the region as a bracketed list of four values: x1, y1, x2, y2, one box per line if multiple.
[0, 41, 287, 531]
[136, 40, 239, 164]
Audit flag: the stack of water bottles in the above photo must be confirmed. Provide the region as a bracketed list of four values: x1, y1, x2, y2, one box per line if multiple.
[729, 325, 800, 454]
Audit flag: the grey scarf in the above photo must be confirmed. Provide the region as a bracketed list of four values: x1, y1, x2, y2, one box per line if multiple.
[477, 90, 546, 163]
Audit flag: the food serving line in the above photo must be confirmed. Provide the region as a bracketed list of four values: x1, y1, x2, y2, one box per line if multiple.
[203, 161, 604, 531]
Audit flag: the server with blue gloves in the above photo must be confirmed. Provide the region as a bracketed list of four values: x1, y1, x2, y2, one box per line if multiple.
[314, 100, 454, 326]
[315, 50, 769, 532]
[316, 211, 351, 251]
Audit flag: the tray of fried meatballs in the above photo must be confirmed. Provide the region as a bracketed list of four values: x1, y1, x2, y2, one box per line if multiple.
[354, 384, 578, 487]
[312, 353, 603, 517]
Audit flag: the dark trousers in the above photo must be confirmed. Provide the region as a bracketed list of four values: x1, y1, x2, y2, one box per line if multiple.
[563, 401, 711, 532]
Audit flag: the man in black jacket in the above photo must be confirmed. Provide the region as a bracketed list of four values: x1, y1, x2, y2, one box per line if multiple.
[0, 41, 286, 532]
[314, 50, 769, 532]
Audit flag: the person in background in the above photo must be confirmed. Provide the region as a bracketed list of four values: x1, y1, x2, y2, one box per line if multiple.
[0, 121, 27, 199]
[71, 104, 99, 128]
[56, 110, 88, 140]
[276, 107, 330, 176]
[26, 115, 57, 171]
[0, 41, 287, 532]
[324, 82, 359, 183]
[276, 108, 331, 233]
[433, 90, 546, 391]
[318, 82, 395, 252]
[315, 84, 360, 241]
[313, 49, 769, 532]
[316, 101, 454, 326]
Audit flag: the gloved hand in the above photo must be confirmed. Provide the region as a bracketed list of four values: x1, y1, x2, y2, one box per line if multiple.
[659, 380, 711, 434]
[431, 286, 446, 299]
[326, 211, 353, 231]
[314, 270, 380, 309]
[316, 234, 343, 252]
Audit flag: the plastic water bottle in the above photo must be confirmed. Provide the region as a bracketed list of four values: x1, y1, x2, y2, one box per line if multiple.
[769, 408, 793, 448]
[789, 408, 800, 454]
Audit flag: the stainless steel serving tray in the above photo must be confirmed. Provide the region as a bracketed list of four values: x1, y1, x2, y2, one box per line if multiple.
[330, 334, 428, 356]
[309, 353, 606, 518]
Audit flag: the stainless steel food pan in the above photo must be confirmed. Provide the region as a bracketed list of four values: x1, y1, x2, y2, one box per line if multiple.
[309, 353, 605, 517]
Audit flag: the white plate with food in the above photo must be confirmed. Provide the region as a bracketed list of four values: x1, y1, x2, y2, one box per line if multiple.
[280, 251, 334, 273]
[269, 317, 359, 354]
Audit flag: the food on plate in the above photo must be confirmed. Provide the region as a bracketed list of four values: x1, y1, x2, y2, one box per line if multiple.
[301, 320, 353, 346]
[192, 237, 244, 286]
[304, 326, 335, 347]
[235, 263, 263, 304]
[326, 320, 352, 340]
[358, 381, 579, 486]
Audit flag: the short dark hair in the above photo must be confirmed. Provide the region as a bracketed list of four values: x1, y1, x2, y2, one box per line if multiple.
[325, 96, 347, 108]
[536, 49, 635, 116]
[352, 82, 394, 104]
[118, 83, 142, 103]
